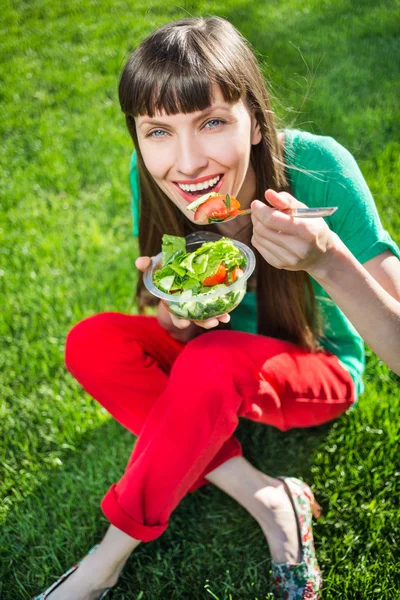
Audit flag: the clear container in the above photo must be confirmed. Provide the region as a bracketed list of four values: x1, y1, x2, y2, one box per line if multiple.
[143, 230, 256, 321]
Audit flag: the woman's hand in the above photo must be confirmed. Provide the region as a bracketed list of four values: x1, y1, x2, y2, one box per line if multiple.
[250, 189, 338, 276]
[135, 256, 231, 340]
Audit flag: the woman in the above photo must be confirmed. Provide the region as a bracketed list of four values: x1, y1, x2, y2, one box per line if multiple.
[34, 16, 400, 600]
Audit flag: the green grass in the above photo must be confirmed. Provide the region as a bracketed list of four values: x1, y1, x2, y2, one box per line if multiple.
[1, 0, 400, 598]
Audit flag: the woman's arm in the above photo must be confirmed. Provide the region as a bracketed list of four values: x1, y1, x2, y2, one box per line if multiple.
[251, 189, 400, 376]
[309, 238, 400, 375]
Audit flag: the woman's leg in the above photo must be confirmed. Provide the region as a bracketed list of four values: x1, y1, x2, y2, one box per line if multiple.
[54, 314, 242, 599]
[202, 330, 355, 565]
[206, 456, 302, 564]
[49, 313, 188, 600]
[52, 323, 353, 598]
[101, 329, 354, 542]
[58, 456, 301, 600]
[48, 525, 141, 600]
[65, 312, 187, 436]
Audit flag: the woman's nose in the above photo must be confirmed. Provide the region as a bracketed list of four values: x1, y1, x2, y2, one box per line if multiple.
[175, 136, 208, 177]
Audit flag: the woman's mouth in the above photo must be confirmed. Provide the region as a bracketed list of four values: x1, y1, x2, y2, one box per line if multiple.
[173, 174, 224, 202]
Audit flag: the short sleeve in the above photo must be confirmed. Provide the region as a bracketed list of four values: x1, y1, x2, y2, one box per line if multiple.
[287, 131, 400, 264]
[129, 150, 140, 237]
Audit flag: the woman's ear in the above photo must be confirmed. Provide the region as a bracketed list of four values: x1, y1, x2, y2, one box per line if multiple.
[250, 116, 262, 145]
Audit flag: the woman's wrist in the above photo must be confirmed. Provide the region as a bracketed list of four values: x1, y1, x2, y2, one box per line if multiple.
[157, 300, 181, 332]
[157, 300, 173, 331]
[306, 232, 349, 285]
[157, 301, 199, 341]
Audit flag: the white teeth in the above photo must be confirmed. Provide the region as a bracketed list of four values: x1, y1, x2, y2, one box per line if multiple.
[177, 175, 221, 193]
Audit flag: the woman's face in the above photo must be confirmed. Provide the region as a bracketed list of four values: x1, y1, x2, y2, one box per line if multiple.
[135, 87, 262, 221]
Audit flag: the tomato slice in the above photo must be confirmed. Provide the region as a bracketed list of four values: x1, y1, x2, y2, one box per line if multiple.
[227, 207, 247, 218]
[224, 266, 243, 286]
[201, 263, 227, 286]
[194, 194, 241, 223]
[194, 198, 228, 223]
[226, 196, 240, 212]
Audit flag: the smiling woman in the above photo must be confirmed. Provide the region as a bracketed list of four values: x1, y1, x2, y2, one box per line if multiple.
[119, 19, 305, 348]
[32, 15, 400, 600]
[134, 88, 260, 219]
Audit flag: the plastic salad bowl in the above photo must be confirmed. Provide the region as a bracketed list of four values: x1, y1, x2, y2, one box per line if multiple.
[143, 230, 256, 321]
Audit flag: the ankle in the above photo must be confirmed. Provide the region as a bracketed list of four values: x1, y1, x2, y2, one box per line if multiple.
[93, 529, 140, 572]
[251, 479, 301, 564]
[76, 548, 126, 588]
[234, 471, 282, 521]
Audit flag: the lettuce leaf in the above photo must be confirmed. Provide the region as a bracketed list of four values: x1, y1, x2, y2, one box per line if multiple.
[154, 234, 246, 296]
[162, 235, 186, 265]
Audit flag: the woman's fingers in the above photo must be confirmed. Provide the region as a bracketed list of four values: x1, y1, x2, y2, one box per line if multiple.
[170, 312, 231, 330]
[218, 313, 231, 324]
[252, 232, 301, 270]
[252, 226, 310, 258]
[252, 189, 314, 238]
[252, 191, 330, 244]
[170, 315, 191, 329]
[264, 188, 308, 211]
[251, 192, 334, 271]
[251, 200, 302, 235]
[135, 256, 153, 271]
[194, 313, 230, 329]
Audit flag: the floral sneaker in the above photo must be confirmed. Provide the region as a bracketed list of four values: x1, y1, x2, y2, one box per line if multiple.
[271, 477, 323, 600]
[31, 545, 111, 600]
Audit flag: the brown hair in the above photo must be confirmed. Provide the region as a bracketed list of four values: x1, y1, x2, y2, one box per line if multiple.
[119, 16, 319, 349]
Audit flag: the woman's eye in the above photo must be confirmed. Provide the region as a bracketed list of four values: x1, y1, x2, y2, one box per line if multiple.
[204, 118, 225, 130]
[147, 129, 167, 138]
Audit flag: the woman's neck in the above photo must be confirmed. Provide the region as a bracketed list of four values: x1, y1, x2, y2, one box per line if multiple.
[214, 214, 253, 243]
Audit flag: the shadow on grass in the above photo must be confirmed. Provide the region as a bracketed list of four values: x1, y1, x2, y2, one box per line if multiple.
[0, 411, 335, 600]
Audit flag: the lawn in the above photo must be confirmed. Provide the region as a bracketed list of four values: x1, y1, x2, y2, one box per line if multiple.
[1, 0, 399, 598]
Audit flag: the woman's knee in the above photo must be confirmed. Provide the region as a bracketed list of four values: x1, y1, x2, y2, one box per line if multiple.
[181, 330, 252, 376]
[175, 330, 240, 387]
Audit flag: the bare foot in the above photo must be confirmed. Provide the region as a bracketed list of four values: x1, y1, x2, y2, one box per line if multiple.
[253, 474, 301, 564]
[205, 457, 301, 565]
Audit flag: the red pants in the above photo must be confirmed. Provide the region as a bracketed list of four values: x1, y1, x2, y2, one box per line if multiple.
[65, 312, 355, 542]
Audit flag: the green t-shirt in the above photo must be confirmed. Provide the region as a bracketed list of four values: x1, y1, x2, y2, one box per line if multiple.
[129, 130, 400, 398]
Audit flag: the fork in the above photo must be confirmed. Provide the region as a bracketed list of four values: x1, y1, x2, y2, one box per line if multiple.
[221, 206, 338, 222]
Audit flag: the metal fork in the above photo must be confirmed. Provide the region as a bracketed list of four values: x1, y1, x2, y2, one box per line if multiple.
[221, 206, 338, 222]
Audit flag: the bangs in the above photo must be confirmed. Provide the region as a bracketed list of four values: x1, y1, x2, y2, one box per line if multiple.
[128, 69, 241, 118]
[119, 21, 247, 117]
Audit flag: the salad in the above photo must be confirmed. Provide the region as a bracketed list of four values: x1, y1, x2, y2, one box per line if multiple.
[151, 234, 249, 320]
[186, 192, 248, 224]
